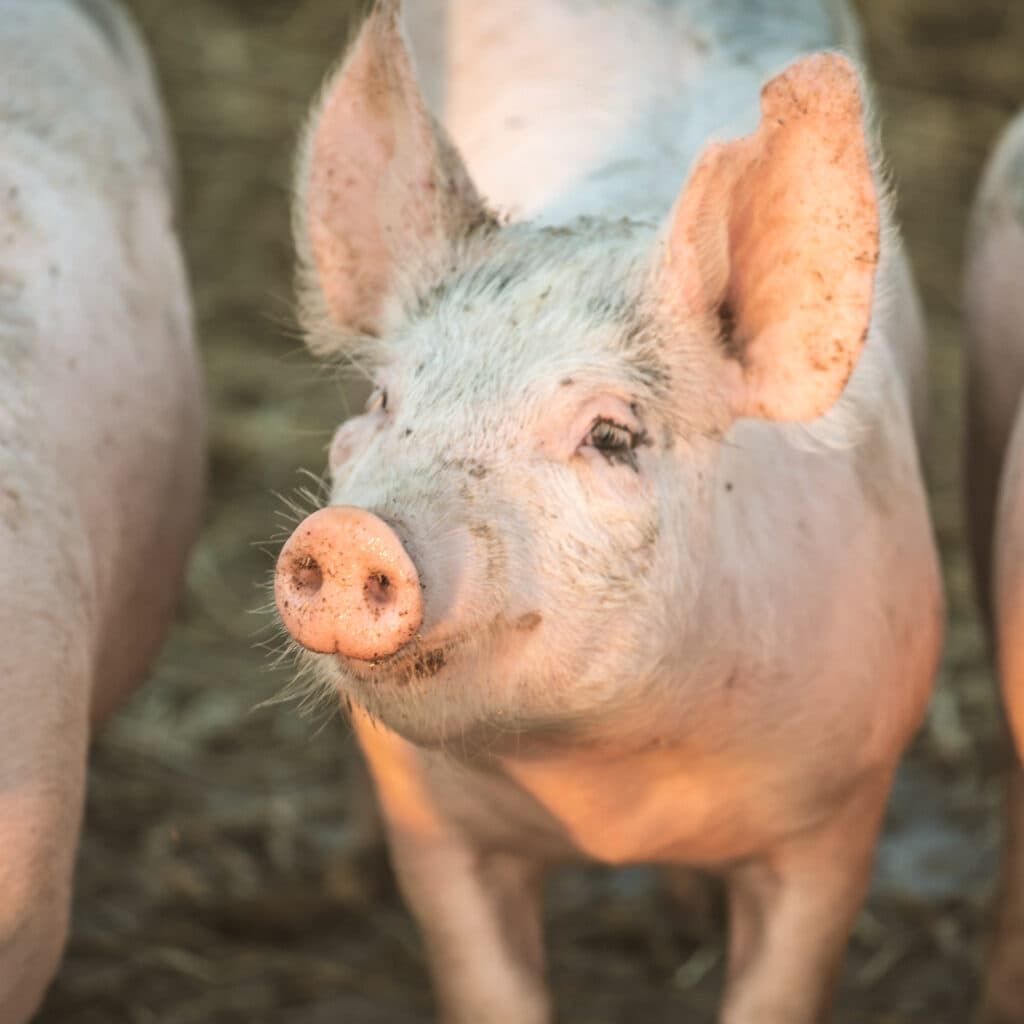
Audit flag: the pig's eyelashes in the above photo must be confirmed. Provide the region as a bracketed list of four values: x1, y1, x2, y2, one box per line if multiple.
[365, 387, 388, 414]
[588, 419, 632, 451]
[585, 418, 642, 468]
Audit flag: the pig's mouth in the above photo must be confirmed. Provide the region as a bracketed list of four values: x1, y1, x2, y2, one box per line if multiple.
[330, 608, 543, 688]
[315, 609, 556, 749]
[334, 631, 469, 684]
[369, 640, 453, 679]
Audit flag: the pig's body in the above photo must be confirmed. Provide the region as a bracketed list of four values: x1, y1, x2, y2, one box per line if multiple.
[965, 110, 1024, 1024]
[279, 1, 942, 1021]
[0, 2, 203, 1018]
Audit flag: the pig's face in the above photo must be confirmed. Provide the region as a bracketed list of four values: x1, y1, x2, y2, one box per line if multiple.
[278, 3, 879, 747]
[312, 222, 724, 744]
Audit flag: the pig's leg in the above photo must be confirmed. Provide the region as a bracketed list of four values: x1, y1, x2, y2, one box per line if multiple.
[352, 708, 550, 1024]
[978, 451, 1024, 1024]
[719, 772, 892, 1024]
[346, 742, 385, 853]
[978, 762, 1024, 1024]
[983, 403, 1024, 1022]
[326, 744, 391, 903]
[389, 833, 549, 1024]
[0, 634, 91, 1020]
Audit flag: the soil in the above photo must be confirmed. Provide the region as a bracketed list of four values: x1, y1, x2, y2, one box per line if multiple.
[34, 1, 1024, 1021]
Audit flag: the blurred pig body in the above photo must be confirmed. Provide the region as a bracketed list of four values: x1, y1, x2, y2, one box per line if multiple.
[965, 110, 1024, 1024]
[0, 1, 203, 1018]
[279, 1, 942, 1020]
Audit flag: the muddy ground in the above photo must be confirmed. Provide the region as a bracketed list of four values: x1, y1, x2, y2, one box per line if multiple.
[33, 1, 1024, 1021]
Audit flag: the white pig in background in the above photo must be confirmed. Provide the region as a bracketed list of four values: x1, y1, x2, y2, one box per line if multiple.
[0, 1, 203, 1019]
[274, 0, 943, 1020]
[965, 110, 1024, 1024]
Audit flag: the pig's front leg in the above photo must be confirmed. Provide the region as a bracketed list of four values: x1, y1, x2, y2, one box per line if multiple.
[389, 832, 549, 1024]
[719, 771, 893, 1024]
[978, 762, 1024, 1024]
[352, 709, 550, 1024]
[0, 635, 91, 1021]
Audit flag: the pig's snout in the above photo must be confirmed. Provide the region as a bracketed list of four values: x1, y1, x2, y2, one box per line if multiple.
[275, 506, 423, 660]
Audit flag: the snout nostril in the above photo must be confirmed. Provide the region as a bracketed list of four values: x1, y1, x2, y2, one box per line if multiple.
[291, 555, 323, 596]
[274, 505, 423, 659]
[364, 572, 393, 608]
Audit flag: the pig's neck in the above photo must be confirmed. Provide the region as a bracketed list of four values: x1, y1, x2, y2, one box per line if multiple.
[405, 0, 856, 224]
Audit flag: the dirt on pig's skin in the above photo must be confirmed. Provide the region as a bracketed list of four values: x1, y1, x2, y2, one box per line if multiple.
[33, 1, 1024, 1022]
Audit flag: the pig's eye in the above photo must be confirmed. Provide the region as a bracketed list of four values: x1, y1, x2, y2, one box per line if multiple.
[586, 418, 636, 461]
[365, 388, 387, 414]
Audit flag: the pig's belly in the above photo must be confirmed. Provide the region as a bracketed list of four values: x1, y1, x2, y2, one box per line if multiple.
[89, 431, 204, 724]
[84, 341, 204, 724]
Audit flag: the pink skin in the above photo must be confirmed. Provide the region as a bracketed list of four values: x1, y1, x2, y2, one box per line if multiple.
[965, 110, 1024, 1024]
[279, 2, 943, 1022]
[275, 506, 423, 660]
[0, 3, 204, 1019]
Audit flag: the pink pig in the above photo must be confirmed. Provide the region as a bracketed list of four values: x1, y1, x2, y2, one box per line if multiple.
[274, 1, 943, 1020]
[0, 1, 203, 1018]
[965, 110, 1024, 1024]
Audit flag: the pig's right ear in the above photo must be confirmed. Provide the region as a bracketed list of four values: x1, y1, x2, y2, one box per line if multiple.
[295, 0, 493, 353]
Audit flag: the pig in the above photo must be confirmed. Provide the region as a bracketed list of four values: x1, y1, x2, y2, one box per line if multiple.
[964, 110, 1024, 1024]
[273, 1, 943, 1020]
[0, 1, 203, 1018]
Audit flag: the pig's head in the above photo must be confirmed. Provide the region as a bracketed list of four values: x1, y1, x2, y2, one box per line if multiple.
[276, 0, 879, 747]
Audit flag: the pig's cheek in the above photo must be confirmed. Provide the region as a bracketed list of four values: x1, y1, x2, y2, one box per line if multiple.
[574, 450, 652, 504]
[328, 422, 374, 481]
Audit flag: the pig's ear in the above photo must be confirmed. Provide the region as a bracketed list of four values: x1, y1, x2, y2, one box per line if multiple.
[296, 0, 493, 351]
[660, 53, 880, 422]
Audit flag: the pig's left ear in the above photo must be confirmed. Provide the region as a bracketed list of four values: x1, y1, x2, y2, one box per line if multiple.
[659, 53, 879, 422]
[296, 0, 493, 352]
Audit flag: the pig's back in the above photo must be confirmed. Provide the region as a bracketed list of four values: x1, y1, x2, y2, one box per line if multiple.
[0, 0, 203, 720]
[404, 0, 856, 224]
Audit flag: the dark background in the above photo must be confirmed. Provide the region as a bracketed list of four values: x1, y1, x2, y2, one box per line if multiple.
[35, 1, 1024, 1020]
